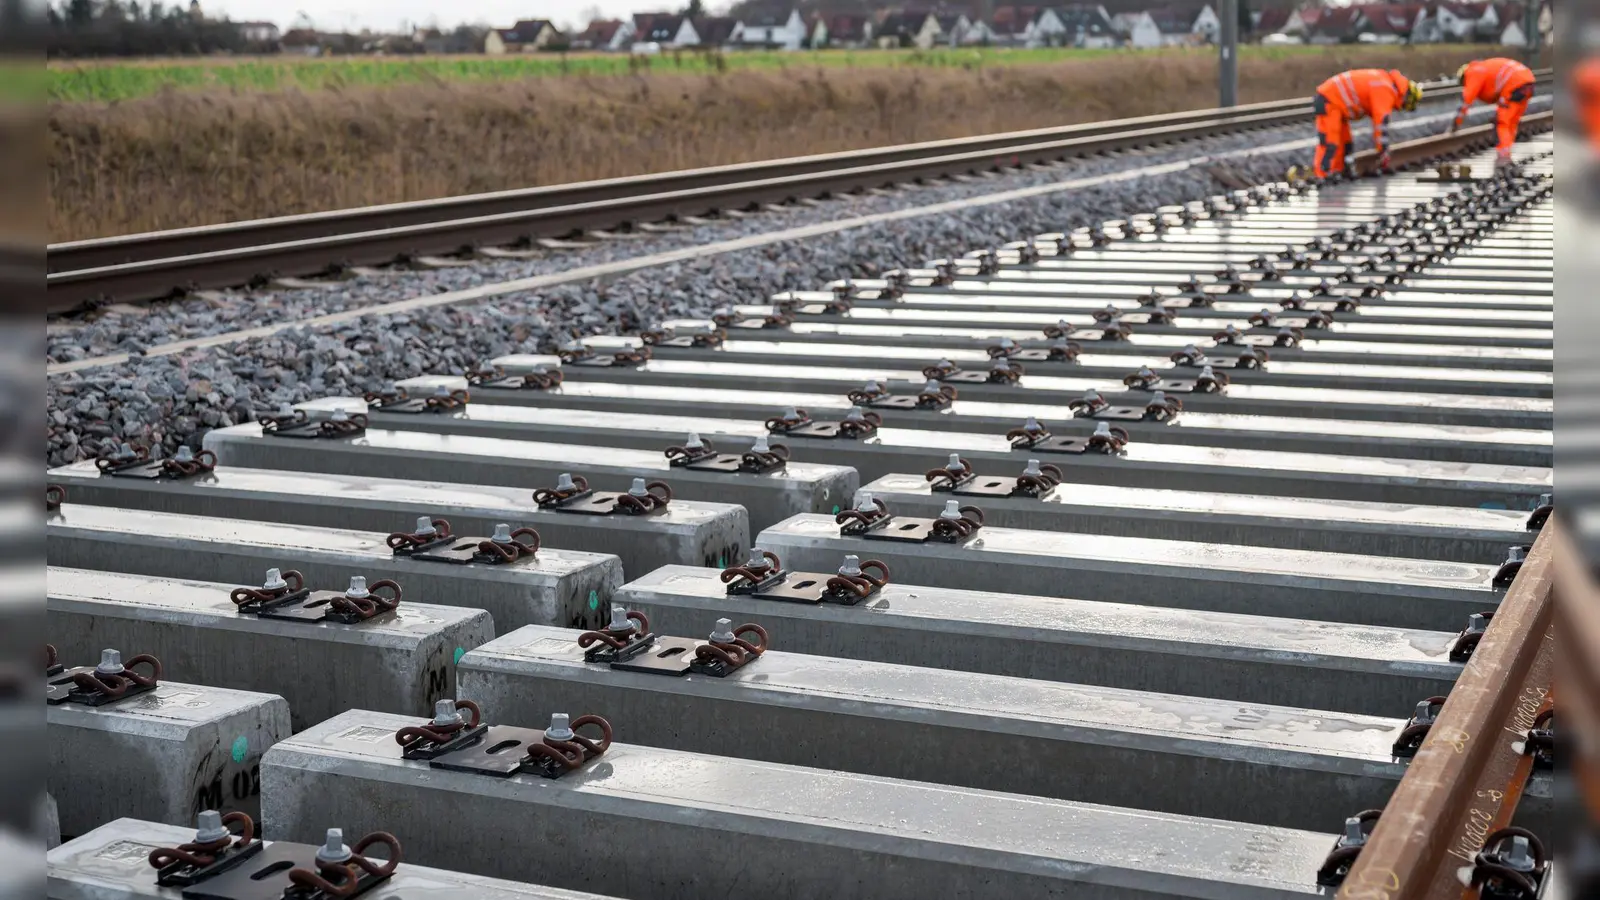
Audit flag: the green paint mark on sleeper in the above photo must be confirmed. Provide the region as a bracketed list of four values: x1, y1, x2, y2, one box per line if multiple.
[231, 735, 249, 763]
[453, 647, 466, 665]
[588, 589, 600, 610]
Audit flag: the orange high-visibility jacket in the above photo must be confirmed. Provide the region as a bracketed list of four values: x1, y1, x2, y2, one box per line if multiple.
[1316, 68, 1412, 155]
[1460, 57, 1536, 106]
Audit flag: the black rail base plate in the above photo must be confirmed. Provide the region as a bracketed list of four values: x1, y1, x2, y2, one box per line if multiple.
[182, 840, 390, 900]
[46, 665, 159, 706]
[429, 725, 548, 776]
[609, 635, 700, 676]
[681, 451, 742, 474]
[751, 572, 878, 606]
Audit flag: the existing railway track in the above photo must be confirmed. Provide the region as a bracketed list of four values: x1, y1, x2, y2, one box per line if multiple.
[45, 72, 1551, 315]
[44, 124, 1569, 900]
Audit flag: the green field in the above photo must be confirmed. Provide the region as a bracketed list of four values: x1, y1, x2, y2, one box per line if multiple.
[50, 44, 1354, 103]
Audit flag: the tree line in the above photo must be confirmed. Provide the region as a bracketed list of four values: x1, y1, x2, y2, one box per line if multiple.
[45, 0, 276, 58]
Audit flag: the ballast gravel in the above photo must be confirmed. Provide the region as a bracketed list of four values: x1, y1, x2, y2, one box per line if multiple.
[45, 101, 1530, 468]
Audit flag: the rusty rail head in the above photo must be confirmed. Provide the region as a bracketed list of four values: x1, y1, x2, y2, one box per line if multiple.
[1349, 110, 1554, 177]
[1338, 522, 1557, 900]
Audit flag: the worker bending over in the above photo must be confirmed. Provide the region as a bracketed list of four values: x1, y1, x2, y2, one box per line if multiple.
[1451, 57, 1536, 165]
[1312, 69, 1422, 179]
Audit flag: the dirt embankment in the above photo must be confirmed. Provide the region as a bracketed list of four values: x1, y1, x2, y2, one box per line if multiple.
[50, 45, 1489, 241]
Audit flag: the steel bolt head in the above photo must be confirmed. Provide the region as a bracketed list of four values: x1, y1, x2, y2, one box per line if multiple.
[414, 516, 436, 536]
[1150, 391, 1168, 405]
[1056, 319, 1072, 331]
[1506, 545, 1529, 563]
[935, 359, 952, 369]
[277, 402, 295, 416]
[745, 547, 769, 567]
[947, 453, 965, 472]
[628, 477, 648, 496]
[855, 492, 877, 512]
[1022, 416, 1042, 432]
[115, 442, 136, 460]
[750, 435, 772, 453]
[345, 576, 369, 599]
[1537, 492, 1552, 507]
[838, 554, 862, 576]
[1023, 459, 1043, 477]
[545, 713, 574, 742]
[432, 699, 463, 726]
[996, 337, 1017, 349]
[491, 523, 513, 543]
[607, 605, 633, 631]
[1413, 699, 1437, 724]
[556, 473, 576, 491]
[1503, 835, 1535, 871]
[1466, 613, 1489, 634]
[1137, 366, 1156, 379]
[939, 500, 963, 518]
[194, 810, 229, 843]
[991, 357, 1011, 371]
[710, 618, 736, 643]
[1182, 344, 1200, 357]
[317, 829, 352, 863]
[1341, 817, 1368, 847]
[96, 649, 124, 675]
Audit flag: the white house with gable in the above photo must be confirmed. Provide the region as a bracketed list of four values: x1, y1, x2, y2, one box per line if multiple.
[733, 9, 806, 49]
[1112, 11, 1163, 47]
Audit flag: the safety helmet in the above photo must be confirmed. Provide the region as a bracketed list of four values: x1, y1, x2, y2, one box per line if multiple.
[1455, 63, 1471, 84]
[1395, 72, 1422, 111]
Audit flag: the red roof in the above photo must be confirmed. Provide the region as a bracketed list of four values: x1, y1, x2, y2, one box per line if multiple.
[577, 19, 624, 43]
[1441, 1, 1492, 17]
[1253, 7, 1291, 31]
[1312, 5, 1364, 36]
[825, 13, 872, 39]
[989, 5, 1040, 35]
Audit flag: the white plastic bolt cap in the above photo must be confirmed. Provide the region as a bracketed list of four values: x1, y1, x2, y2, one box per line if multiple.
[194, 810, 229, 843]
[1182, 343, 1201, 357]
[997, 337, 1017, 348]
[277, 402, 295, 416]
[262, 568, 288, 591]
[991, 357, 1011, 371]
[683, 432, 704, 450]
[855, 492, 877, 512]
[1023, 459, 1043, 477]
[939, 500, 963, 519]
[1093, 422, 1114, 438]
[345, 576, 369, 599]
[1137, 366, 1156, 378]
[556, 473, 577, 491]
[1200, 365, 1217, 380]
[116, 442, 136, 459]
[629, 478, 648, 496]
[845, 406, 866, 421]
[414, 516, 437, 536]
[922, 379, 943, 393]
[1277, 326, 1295, 337]
[935, 359, 953, 369]
[710, 618, 736, 643]
[174, 446, 195, 463]
[433, 699, 463, 726]
[782, 406, 800, 420]
[317, 829, 353, 863]
[1023, 416, 1042, 431]
[96, 649, 124, 675]
[1081, 390, 1102, 402]
[1057, 319, 1072, 330]
[331, 410, 350, 422]
[838, 555, 863, 576]
[863, 380, 884, 393]
[562, 338, 585, 350]
[608, 605, 633, 631]
[947, 453, 965, 472]
[491, 523, 513, 543]
[750, 435, 772, 453]
[545, 713, 574, 742]
[1151, 391, 1168, 405]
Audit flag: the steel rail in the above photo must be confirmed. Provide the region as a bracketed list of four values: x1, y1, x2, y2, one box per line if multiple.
[44, 76, 1550, 315]
[49, 73, 1537, 275]
[1337, 518, 1556, 900]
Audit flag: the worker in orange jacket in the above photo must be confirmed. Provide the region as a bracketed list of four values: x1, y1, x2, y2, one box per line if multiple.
[1450, 58, 1536, 165]
[1572, 56, 1600, 155]
[1312, 69, 1422, 178]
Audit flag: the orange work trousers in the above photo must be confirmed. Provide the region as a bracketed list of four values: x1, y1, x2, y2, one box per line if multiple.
[1494, 85, 1533, 157]
[1313, 92, 1354, 178]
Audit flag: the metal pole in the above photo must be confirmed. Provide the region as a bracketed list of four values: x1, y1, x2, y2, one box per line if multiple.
[1523, 1, 1540, 67]
[1220, 0, 1239, 108]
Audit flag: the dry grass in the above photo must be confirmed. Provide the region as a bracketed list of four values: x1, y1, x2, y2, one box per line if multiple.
[49, 45, 1489, 241]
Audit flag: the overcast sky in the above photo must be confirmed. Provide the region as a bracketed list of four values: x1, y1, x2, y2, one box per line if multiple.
[200, 1, 686, 32]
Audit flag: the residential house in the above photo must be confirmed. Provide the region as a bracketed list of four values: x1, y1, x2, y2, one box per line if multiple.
[1040, 5, 1119, 48]
[570, 19, 633, 51]
[1251, 7, 1292, 38]
[697, 16, 740, 47]
[1538, 0, 1552, 44]
[1494, 2, 1533, 45]
[1307, 5, 1364, 43]
[234, 21, 280, 43]
[962, 15, 998, 44]
[487, 19, 562, 53]
[1111, 10, 1162, 47]
[734, 9, 807, 49]
[633, 13, 701, 47]
[875, 10, 943, 48]
[1148, 3, 1220, 45]
[1426, 2, 1499, 41]
[279, 27, 323, 56]
[987, 6, 1039, 46]
[812, 12, 874, 48]
[1360, 4, 1426, 42]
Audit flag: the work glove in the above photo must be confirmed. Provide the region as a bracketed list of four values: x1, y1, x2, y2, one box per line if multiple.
[1376, 151, 1393, 173]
